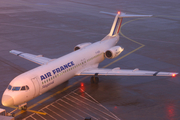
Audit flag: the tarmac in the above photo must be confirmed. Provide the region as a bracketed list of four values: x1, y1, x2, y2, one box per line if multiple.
[0, 0, 180, 120]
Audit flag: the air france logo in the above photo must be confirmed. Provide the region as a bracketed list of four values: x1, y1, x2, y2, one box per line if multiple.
[40, 61, 75, 81]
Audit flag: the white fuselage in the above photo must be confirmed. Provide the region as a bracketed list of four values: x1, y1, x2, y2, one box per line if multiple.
[2, 35, 119, 106]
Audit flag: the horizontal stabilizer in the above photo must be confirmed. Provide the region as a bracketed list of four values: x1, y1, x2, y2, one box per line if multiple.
[100, 11, 152, 18]
[100, 11, 152, 36]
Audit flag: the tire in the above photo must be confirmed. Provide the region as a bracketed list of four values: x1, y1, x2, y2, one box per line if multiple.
[94, 77, 99, 84]
[90, 76, 99, 84]
[21, 105, 27, 110]
[91, 77, 94, 83]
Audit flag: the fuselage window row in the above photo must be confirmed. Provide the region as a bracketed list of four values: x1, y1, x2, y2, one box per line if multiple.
[42, 62, 83, 85]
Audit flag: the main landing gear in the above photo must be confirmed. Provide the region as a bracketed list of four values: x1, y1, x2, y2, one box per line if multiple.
[91, 73, 99, 84]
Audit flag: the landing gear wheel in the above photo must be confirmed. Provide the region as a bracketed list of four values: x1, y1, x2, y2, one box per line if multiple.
[94, 77, 99, 84]
[91, 76, 99, 84]
[91, 77, 94, 83]
[21, 105, 27, 110]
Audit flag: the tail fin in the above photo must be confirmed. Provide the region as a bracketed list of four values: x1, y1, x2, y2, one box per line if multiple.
[100, 11, 152, 36]
[109, 13, 123, 36]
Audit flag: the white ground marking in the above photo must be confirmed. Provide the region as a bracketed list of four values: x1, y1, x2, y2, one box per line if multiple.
[22, 88, 120, 120]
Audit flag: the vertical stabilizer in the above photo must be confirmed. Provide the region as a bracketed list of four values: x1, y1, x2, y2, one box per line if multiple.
[109, 12, 123, 36]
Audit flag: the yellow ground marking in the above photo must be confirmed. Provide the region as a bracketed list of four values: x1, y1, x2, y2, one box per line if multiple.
[103, 45, 144, 68]
[27, 110, 47, 115]
[103, 18, 145, 68]
[9, 106, 18, 109]
[14, 76, 89, 116]
[120, 18, 145, 46]
[9, 106, 46, 115]
[14, 18, 147, 117]
[112, 14, 180, 68]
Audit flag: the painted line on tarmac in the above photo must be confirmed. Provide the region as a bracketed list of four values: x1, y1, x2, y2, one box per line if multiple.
[14, 18, 146, 117]
[103, 18, 145, 68]
[103, 45, 144, 68]
[27, 110, 47, 115]
[15, 76, 89, 116]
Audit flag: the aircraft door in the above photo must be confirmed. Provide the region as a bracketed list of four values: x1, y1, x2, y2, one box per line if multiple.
[31, 77, 40, 98]
[81, 58, 86, 67]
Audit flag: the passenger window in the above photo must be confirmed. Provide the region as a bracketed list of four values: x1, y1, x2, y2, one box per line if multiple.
[21, 86, 26, 90]
[7, 85, 12, 90]
[26, 85, 29, 90]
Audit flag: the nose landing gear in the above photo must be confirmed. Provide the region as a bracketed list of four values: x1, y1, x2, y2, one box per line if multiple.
[19, 103, 27, 110]
[21, 105, 27, 110]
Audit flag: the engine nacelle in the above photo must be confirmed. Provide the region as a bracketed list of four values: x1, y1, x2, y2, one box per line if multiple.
[105, 46, 124, 59]
[74, 42, 92, 51]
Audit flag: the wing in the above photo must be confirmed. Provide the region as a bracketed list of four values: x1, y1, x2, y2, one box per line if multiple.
[76, 67, 178, 77]
[10, 50, 55, 65]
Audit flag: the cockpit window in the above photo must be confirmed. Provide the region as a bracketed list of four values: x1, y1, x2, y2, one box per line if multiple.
[7, 85, 29, 91]
[21, 86, 26, 90]
[20, 85, 29, 90]
[26, 85, 29, 90]
[7, 85, 12, 90]
[12, 87, 21, 91]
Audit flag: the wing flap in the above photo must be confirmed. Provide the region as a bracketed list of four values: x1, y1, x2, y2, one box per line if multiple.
[10, 50, 54, 65]
[77, 68, 178, 77]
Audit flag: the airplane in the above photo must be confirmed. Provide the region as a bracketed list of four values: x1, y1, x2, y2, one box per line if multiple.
[1, 11, 178, 110]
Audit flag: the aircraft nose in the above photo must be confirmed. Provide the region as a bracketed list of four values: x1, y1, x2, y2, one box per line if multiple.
[1, 95, 14, 106]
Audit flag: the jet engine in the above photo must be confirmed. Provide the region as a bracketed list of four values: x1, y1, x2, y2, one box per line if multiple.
[105, 46, 124, 59]
[74, 42, 92, 51]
